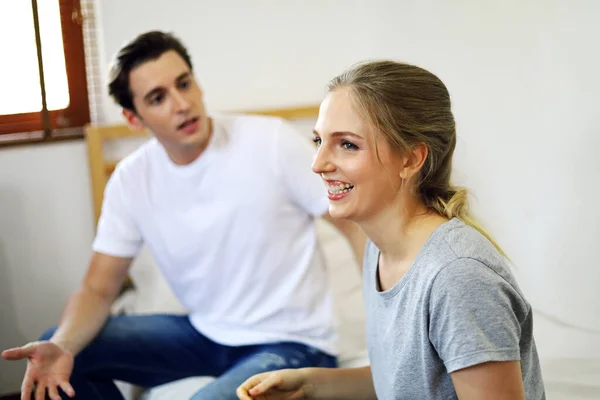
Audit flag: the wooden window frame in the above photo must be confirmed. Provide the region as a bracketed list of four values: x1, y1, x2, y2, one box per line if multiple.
[0, 0, 90, 145]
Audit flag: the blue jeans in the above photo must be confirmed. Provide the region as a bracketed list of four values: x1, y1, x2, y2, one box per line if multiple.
[40, 314, 337, 400]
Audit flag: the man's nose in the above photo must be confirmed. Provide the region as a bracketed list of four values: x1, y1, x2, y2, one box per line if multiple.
[173, 91, 191, 113]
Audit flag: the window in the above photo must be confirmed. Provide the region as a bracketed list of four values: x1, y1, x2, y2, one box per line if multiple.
[0, 0, 90, 143]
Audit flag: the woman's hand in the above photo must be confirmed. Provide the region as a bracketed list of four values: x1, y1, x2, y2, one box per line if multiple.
[236, 368, 313, 400]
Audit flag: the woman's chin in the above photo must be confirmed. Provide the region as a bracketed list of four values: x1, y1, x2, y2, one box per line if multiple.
[328, 205, 354, 221]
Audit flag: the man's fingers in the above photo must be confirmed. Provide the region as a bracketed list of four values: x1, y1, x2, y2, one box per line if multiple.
[2, 342, 38, 360]
[58, 380, 75, 398]
[48, 381, 61, 400]
[2, 348, 25, 360]
[35, 381, 46, 400]
[20, 376, 34, 400]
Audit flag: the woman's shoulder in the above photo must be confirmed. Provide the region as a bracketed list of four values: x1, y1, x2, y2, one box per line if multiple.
[429, 219, 530, 309]
[433, 218, 509, 272]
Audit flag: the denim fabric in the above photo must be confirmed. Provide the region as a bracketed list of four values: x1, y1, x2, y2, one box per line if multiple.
[40, 314, 336, 400]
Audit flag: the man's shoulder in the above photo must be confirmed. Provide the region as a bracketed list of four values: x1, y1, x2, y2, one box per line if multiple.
[110, 137, 159, 182]
[214, 113, 290, 138]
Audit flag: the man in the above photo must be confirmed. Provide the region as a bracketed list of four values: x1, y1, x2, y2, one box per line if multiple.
[1, 31, 365, 400]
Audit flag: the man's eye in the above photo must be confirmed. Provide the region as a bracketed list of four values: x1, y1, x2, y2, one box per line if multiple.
[150, 94, 164, 104]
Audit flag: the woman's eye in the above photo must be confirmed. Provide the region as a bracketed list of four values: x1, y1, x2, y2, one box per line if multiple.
[312, 137, 322, 146]
[342, 141, 358, 150]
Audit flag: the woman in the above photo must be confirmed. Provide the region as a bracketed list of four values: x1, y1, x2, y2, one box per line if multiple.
[237, 60, 545, 399]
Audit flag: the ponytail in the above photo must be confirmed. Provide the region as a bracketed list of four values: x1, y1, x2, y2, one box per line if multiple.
[427, 186, 508, 259]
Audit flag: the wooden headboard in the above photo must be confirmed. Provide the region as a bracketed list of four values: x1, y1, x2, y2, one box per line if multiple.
[84, 104, 320, 226]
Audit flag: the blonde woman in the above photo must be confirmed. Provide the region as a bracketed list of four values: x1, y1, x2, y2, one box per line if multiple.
[237, 61, 545, 399]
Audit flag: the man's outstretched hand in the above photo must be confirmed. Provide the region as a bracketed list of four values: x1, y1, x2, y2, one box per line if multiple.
[2, 341, 75, 400]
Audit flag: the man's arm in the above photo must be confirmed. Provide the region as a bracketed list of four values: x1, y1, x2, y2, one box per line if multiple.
[451, 361, 525, 400]
[49, 252, 133, 355]
[321, 212, 367, 269]
[54, 162, 141, 355]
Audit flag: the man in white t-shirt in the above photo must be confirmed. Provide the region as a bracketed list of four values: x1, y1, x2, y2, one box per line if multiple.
[1, 31, 365, 400]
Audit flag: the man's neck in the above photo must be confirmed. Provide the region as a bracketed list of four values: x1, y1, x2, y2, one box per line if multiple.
[165, 118, 213, 166]
[167, 145, 206, 166]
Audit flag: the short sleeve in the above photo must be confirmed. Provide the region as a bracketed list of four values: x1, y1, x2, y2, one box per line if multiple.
[429, 258, 526, 373]
[92, 167, 143, 258]
[274, 119, 328, 217]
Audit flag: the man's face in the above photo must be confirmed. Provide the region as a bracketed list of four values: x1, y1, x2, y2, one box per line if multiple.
[124, 50, 211, 155]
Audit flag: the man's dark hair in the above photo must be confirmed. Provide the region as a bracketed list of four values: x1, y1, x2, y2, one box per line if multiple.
[108, 31, 193, 111]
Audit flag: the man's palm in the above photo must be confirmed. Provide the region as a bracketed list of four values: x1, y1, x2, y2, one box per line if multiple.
[2, 341, 75, 399]
[28, 342, 73, 379]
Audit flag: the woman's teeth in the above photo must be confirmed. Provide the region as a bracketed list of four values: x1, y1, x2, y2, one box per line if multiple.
[328, 183, 354, 194]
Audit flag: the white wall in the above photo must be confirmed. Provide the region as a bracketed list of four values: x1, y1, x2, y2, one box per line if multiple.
[1, 0, 599, 394]
[97, 0, 600, 351]
[0, 142, 94, 393]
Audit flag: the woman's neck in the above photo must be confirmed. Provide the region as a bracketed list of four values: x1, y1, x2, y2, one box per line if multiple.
[360, 197, 447, 266]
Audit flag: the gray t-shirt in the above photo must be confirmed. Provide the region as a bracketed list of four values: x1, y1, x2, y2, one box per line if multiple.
[363, 218, 545, 399]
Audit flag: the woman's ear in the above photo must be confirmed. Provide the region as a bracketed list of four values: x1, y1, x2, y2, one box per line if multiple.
[399, 143, 428, 180]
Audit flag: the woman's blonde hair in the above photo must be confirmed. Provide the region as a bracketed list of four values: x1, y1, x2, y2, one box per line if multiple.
[328, 60, 506, 257]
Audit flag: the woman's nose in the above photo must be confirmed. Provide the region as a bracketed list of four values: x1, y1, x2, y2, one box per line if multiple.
[311, 146, 335, 175]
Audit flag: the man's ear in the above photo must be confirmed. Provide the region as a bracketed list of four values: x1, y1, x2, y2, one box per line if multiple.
[122, 108, 145, 131]
[399, 142, 428, 180]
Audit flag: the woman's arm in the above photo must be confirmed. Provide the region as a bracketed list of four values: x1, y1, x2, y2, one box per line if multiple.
[309, 366, 377, 400]
[451, 361, 525, 400]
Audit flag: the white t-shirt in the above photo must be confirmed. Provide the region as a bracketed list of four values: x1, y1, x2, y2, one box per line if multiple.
[92, 115, 337, 355]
